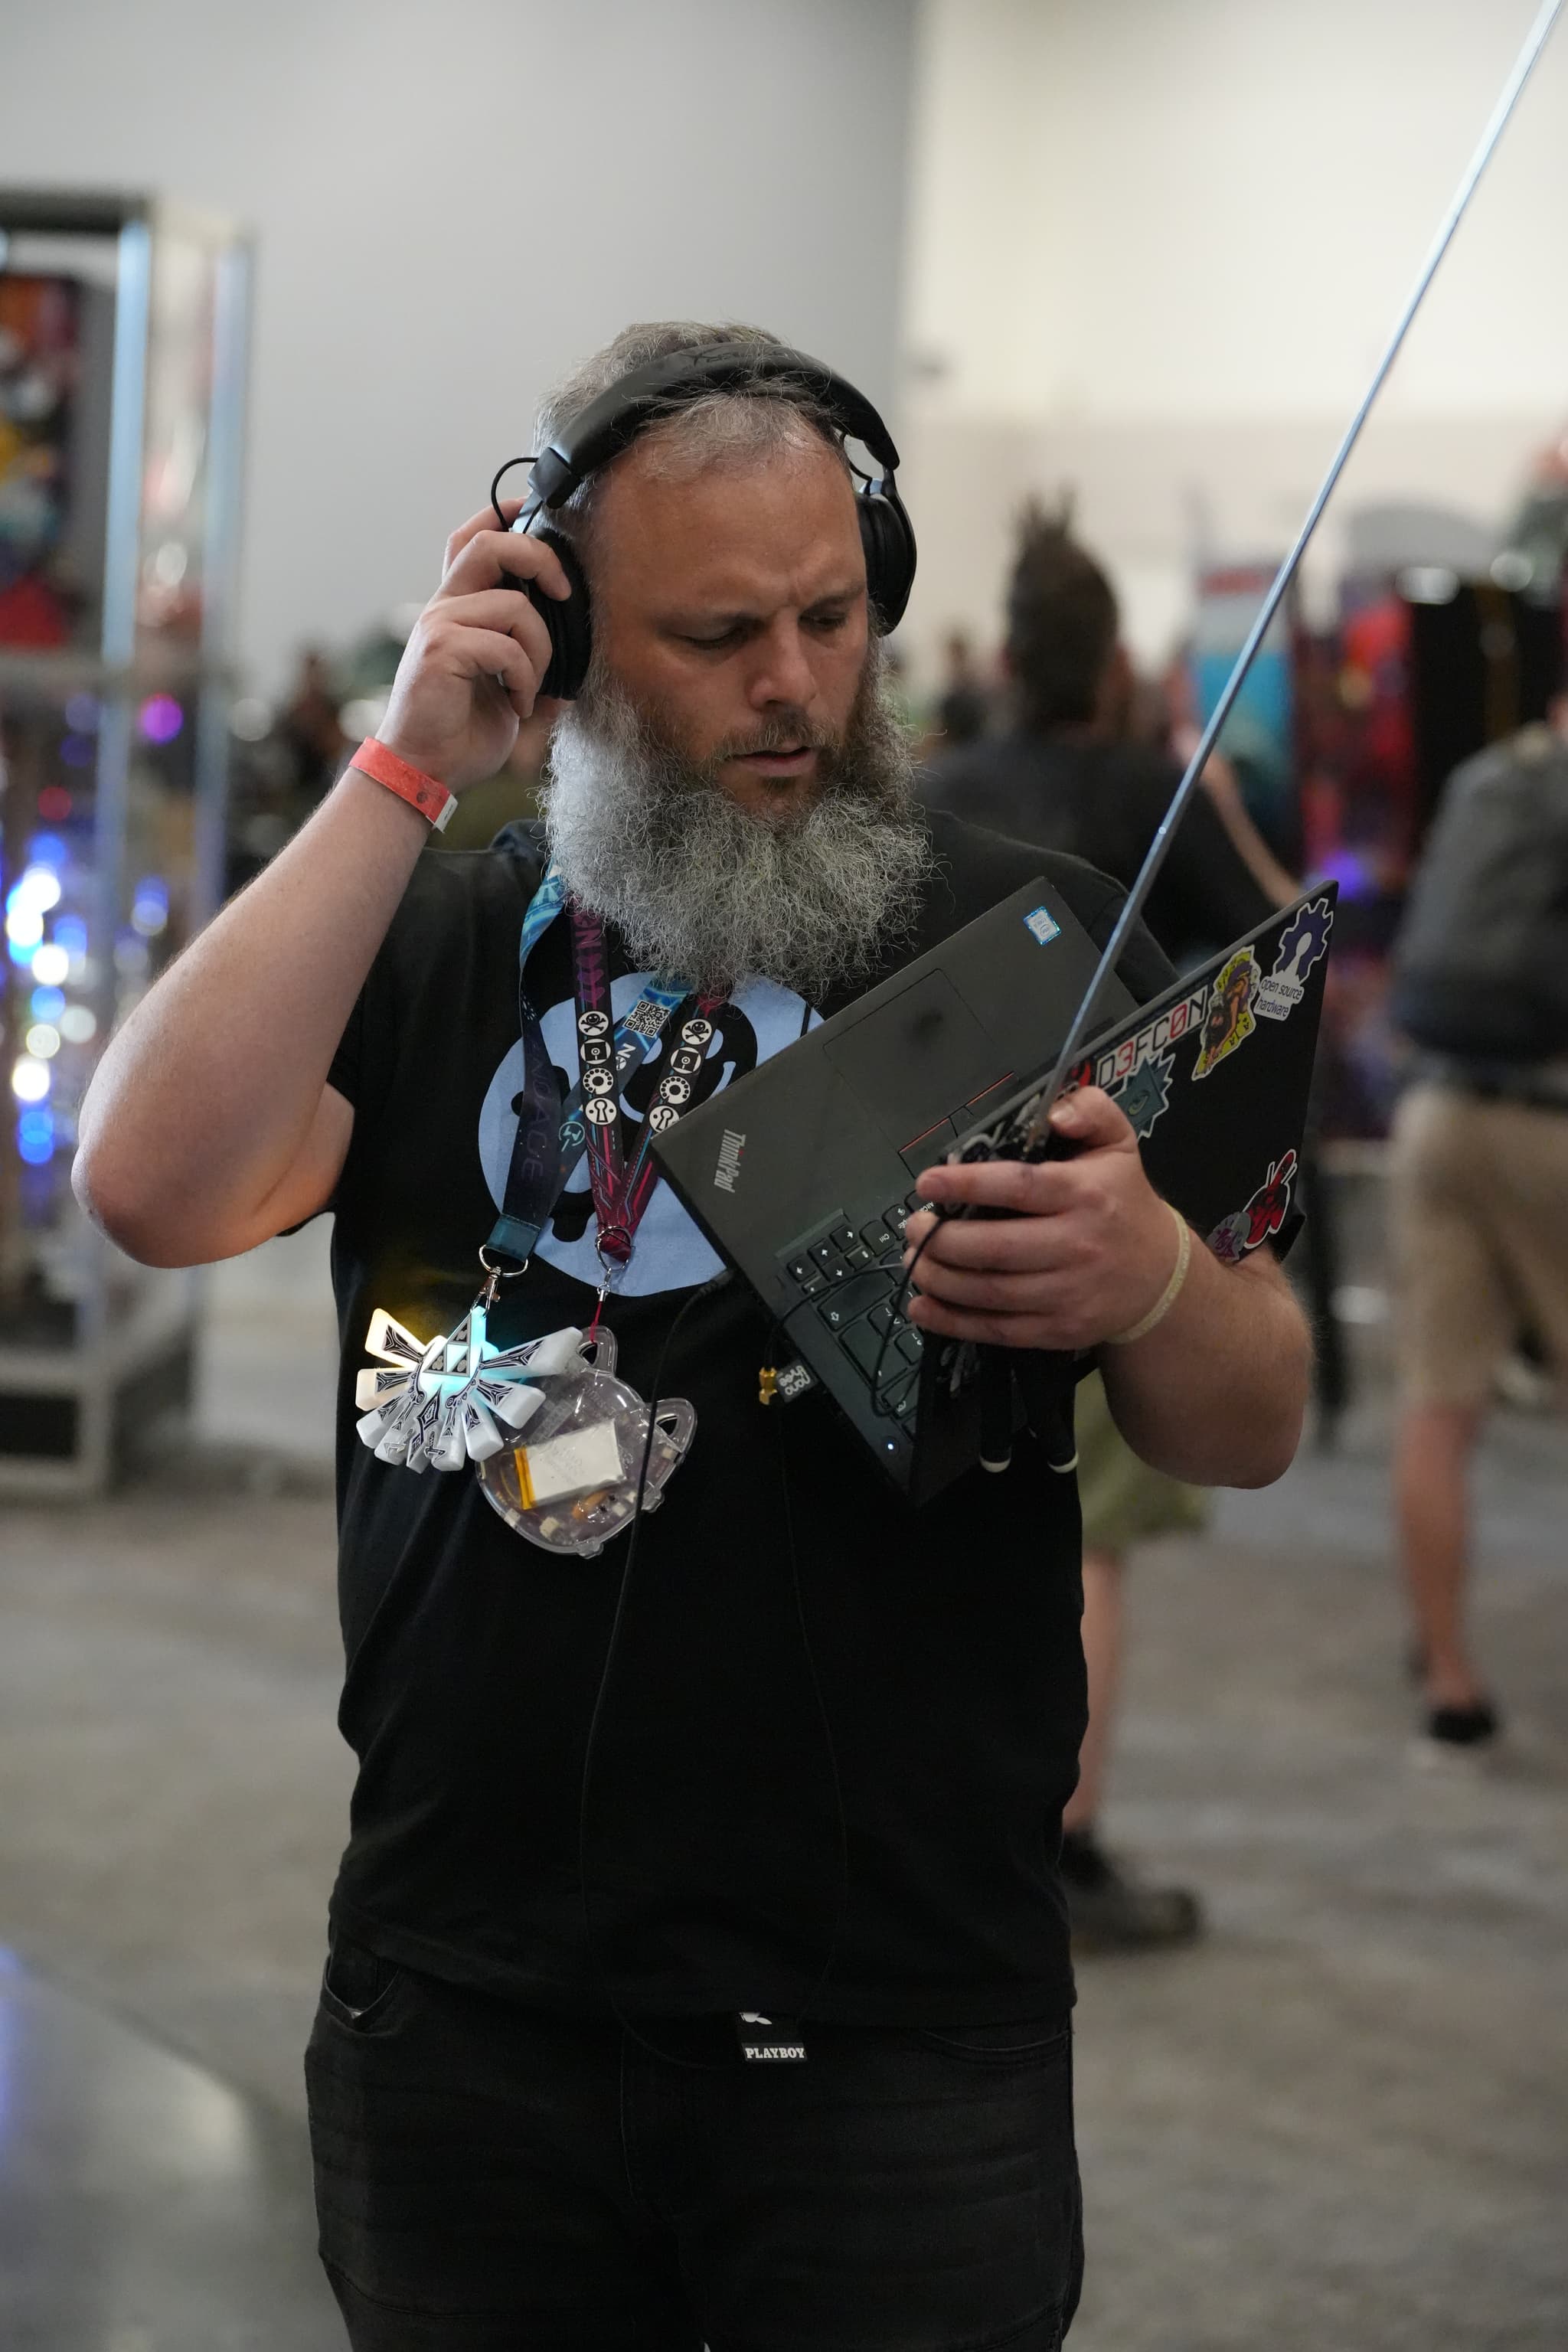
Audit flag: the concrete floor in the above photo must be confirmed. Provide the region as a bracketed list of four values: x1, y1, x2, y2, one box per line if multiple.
[1, 1219, 1566, 2348]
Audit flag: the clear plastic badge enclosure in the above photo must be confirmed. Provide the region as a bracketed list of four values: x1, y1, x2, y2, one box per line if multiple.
[475, 1330, 694, 1559]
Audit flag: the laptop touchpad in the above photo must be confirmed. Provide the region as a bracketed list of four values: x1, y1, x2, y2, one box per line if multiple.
[822, 971, 1000, 1146]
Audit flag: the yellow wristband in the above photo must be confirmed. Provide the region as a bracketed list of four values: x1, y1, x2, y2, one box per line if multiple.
[1106, 1203, 1192, 1346]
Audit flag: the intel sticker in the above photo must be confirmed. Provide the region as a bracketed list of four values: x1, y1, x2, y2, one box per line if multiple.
[1023, 905, 1061, 946]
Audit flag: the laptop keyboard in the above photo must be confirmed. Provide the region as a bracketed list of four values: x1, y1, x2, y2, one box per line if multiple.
[779, 1191, 927, 1427]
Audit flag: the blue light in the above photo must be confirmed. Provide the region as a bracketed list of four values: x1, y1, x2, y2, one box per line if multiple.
[29, 986, 65, 1021]
[16, 1110, 54, 1165]
[53, 916, 87, 957]
[25, 835, 66, 870]
[60, 733, 96, 769]
[6, 936, 36, 969]
[64, 692, 99, 733]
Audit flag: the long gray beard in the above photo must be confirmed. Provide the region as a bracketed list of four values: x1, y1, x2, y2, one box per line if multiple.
[538, 651, 932, 1004]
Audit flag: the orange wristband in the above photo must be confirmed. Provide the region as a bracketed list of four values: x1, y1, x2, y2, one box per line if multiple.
[349, 737, 456, 833]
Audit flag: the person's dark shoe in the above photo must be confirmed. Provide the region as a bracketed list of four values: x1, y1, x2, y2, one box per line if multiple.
[1414, 1698, 1501, 1766]
[1060, 1827, 1204, 1952]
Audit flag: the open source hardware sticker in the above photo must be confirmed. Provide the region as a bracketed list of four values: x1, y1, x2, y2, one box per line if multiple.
[1207, 1148, 1298, 1264]
[1191, 946, 1260, 1081]
[1089, 985, 1206, 1140]
[1256, 896, 1334, 1023]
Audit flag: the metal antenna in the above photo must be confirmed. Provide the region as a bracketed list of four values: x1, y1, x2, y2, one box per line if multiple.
[1021, 0, 1565, 1147]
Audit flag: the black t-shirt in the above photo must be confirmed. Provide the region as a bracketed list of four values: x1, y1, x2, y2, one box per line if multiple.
[323, 808, 1173, 2027]
[923, 733, 1272, 968]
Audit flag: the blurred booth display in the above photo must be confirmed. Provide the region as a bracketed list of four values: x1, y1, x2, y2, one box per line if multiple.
[1189, 562, 1299, 875]
[0, 189, 250, 1494]
[1295, 564, 1562, 1138]
[1181, 543, 1565, 1142]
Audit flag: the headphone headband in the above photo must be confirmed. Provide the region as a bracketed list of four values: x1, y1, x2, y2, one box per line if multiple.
[527, 342, 903, 514]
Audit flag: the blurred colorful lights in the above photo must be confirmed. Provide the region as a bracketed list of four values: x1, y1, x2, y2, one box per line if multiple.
[16, 1108, 54, 1165]
[29, 986, 65, 1021]
[139, 694, 184, 745]
[38, 785, 75, 818]
[8, 868, 60, 923]
[11, 1057, 50, 1104]
[58, 1004, 96, 1044]
[64, 692, 98, 732]
[24, 1024, 60, 1060]
[131, 877, 169, 936]
[29, 943, 70, 986]
[52, 918, 87, 957]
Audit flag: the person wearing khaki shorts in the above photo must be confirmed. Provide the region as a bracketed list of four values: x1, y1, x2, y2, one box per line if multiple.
[1390, 1068, 1568, 1753]
[1059, 1371, 1210, 1948]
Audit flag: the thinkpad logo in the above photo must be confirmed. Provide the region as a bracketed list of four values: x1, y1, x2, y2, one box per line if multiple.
[714, 1129, 746, 1193]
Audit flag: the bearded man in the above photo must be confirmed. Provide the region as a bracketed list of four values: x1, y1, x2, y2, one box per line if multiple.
[76, 322, 1309, 2352]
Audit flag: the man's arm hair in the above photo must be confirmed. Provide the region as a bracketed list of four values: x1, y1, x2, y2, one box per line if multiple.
[74, 771, 426, 1266]
[1098, 1241, 1308, 1488]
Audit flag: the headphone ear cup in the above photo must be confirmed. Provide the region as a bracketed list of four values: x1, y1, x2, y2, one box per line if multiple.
[522, 525, 593, 700]
[858, 488, 917, 634]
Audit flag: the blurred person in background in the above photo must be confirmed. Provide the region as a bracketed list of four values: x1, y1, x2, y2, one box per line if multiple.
[279, 644, 351, 805]
[1387, 710, 1568, 1757]
[923, 504, 1288, 958]
[924, 505, 1295, 1950]
[74, 322, 1309, 2348]
[933, 624, 990, 747]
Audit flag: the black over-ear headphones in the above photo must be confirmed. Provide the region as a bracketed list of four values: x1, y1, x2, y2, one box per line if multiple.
[488, 342, 917, 701]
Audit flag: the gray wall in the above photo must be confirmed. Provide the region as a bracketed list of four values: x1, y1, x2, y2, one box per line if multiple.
[1, 0, 916, 689]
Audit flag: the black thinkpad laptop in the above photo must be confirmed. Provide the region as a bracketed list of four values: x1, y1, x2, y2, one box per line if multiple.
[653, 881, 1336, 1502]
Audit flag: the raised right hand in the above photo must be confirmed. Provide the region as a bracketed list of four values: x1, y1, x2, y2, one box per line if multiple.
[375, 499, 575, 790]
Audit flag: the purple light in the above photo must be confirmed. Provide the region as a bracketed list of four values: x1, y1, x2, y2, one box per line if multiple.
[60, 733, 96, 769]
[139, 694, 184, 746]
[1318, 846, 1377, 904]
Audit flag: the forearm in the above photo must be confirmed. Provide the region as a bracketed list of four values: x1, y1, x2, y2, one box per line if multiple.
[1097, 1242, 1309, 1486]
[75, 769, 426, 1259]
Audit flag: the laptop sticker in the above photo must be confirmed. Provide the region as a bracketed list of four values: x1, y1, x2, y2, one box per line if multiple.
[1112, 1049, 1175, 1141]
[1207, 1149, 1298, 1263]
[1256, 897, 1334, 1021]
[1093, 988, 1206, 1092]
[1022, 905, 1062, 946]
[1191, 947, 1260, 1080]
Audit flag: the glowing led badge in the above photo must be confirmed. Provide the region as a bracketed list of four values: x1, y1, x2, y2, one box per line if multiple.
[354, 1306, 696, 1557]
[354, 1304, 583, 1474]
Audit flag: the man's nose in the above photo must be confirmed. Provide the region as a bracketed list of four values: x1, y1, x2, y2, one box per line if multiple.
[745, 620, 818, 713]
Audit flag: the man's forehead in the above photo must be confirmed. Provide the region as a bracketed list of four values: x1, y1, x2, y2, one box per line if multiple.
[593, 439, 862, 601]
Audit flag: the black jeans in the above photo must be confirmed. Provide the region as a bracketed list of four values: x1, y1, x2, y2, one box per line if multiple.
[306, 1936, 1083, 2351]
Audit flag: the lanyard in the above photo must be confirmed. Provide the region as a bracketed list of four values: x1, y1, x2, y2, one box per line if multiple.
[569, 903, 724, 1266]
[483, 864, 714, 1279]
